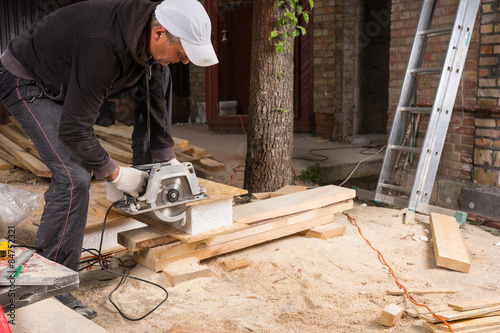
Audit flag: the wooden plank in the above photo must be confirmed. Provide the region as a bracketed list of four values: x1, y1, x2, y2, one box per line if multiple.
[420, 306, 500, 324]
[98, 138, 133, 163]
[222, 259, 250, 271]
[0, 157, 13, 170]
[173, 137, 189, 149]
[189, 145, 208, 159]
[167, 324, 225, 333]
[0, 132, 51, 178]
[405, 305, 451, 318]
[199, 158, 226, 171]
[174, 145, 195, 155]
[187, 178, 247, 207]
[146, 202, 351, 262]
[0, 124, 33, 150]
[271, 185, 307, 198]
[387, 288, 458, 296]
[175, 152, 199, 163]
[136, 201, 353, 271]
[93, 123, 133, 142]
[449, 297, 500, 312]
[101, 136, 133, 153]
[301, 222, 346, 240]
[162, 257, 212, 286]
[251, 192, 272, 200]
[423, 316, 500, 332]
[430, 213, 471, 273]
[0, 146, 25, 169]
[233, 185, 356, 224]
[118, 226, 176, 252]
[88, 203, 125, 221]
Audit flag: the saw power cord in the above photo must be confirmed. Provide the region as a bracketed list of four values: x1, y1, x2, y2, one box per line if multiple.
[343, 212, 454, 333]
[337, 145, 386, 187]
[85, 199, 169, 321]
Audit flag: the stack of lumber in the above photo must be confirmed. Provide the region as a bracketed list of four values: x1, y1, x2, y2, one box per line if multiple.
[112, 183, 355, 273]
[0, 118, 225, 178]
[419, 296, 500, 332]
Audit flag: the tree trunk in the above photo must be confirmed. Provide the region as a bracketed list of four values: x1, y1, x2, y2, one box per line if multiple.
[244, 0, 295, 194]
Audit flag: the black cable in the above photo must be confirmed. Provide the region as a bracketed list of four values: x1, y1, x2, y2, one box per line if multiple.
[292, 145, 381, 162]
[94, 199, 169, 321]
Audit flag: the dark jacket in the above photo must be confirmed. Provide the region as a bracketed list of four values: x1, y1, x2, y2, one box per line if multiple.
[8, 0, 174, 179]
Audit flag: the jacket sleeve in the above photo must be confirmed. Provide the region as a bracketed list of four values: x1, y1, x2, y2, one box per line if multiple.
[148, 63, 175, 162]
[58, 39, 121, 179]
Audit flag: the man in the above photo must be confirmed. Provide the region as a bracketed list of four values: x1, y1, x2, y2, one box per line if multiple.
[0, 0, 217, 319]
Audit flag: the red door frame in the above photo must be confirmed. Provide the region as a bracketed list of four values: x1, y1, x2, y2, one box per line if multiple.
[205, 0, 314, 132]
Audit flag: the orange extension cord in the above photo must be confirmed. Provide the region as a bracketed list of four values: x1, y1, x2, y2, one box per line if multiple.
[343, 212, 455, 333]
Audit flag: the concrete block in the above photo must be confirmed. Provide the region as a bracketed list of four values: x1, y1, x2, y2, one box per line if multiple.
[83, 217, 147, 250]
[162, 257, 212, 286]
[461, 183, 500, 219]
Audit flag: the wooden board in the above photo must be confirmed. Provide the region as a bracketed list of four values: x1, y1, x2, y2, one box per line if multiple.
[301, 222, 346, 240]
[98, 138, 133, 163]
[222, 259, 250, 271]
[0, 132, 51, 178]
[449, 297, 500, 312]
[233, 185, 356, 224]
[199, 158, 226, 171]
[420, 305, 500, 323]
[135, 200, 353, 272]
[0, 146, 24, 169]
[423, 316, 500, 332]
[271, 185, 307, 197]
[93, 123, 133, 143]
[118, 226, 176, 252]
[187, 178, 247, 207]
[0, 157, 13, 170]
[430, 213, 471, 273]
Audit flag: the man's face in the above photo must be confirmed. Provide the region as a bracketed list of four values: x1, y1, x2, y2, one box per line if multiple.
[149, 28, 190, 66]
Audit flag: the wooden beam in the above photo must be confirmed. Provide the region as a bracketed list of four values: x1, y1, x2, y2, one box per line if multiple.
[0, 157, 13, 170]
[233, 185, 356, 224]
[271, 185, 307, 197]
[449, 297, 500, 312]
[222, 259, 250, 272]
[199, 158, 226, 171]
[387, 288, 457, 296]
[117, 226, 176, 252]
[301, 222, 346, 240]
[430, 212, 471, 273]
[420, 305, 500, 324]
[423, 316, 500, 332]
[0, 146, 25, 169]
[0, 132, 51, 178]
[136, 200, 352, 272]
[98, 138, 133, 164]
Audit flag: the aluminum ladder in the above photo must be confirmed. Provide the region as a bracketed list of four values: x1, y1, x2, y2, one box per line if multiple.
[374, 0, 480, 215]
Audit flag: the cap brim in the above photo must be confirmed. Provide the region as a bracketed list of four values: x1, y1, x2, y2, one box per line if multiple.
[181, 40, 219, 67]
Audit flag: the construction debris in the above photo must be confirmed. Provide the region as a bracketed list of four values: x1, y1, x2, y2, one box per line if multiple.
[0, 118, 226, 177]
[379, 303, 404, 326]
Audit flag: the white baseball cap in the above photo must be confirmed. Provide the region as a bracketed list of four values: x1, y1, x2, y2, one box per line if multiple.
[155, 0, 219, 67]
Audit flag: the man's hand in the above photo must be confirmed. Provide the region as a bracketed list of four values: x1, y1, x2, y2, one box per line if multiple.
[109, 167, 148, 197]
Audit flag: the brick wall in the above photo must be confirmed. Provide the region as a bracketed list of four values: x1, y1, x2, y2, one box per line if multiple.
[471, 0, 500, 185]
[312, 0, 360, 140]
[388, 0, 479, 184]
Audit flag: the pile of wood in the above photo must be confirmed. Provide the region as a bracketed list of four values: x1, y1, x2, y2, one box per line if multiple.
[0, 118, 225, 178]
[110, 183, 355, 278]
[415, 296, 500, 332]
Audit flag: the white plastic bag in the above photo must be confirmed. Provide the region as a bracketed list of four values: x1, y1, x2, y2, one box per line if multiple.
[0, 183, 42, 237]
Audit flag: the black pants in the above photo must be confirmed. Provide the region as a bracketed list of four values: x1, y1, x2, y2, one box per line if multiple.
[0, 63, 90, 271]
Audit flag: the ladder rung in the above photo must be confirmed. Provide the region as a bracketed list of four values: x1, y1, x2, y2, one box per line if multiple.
[378, 183, 411, 193]
[399, 107, 432, 114]
[410, 67, 443, 75]
[388, 145, 422, 154]
[419, 26, 453, 37]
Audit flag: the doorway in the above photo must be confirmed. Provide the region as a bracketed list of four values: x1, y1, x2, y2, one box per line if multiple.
[206, 0, 314, 132]
[358, 0, 391, 134]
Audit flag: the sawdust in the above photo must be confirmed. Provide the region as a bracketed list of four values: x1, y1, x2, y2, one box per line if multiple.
[3, 168, 500, 332]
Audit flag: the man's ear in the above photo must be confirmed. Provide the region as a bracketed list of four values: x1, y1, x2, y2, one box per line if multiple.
[152, 26, 167, 42]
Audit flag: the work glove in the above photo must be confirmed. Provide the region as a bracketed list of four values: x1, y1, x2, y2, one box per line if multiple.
[167, 158, 181, 165]
[110, 166, 148, 198]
